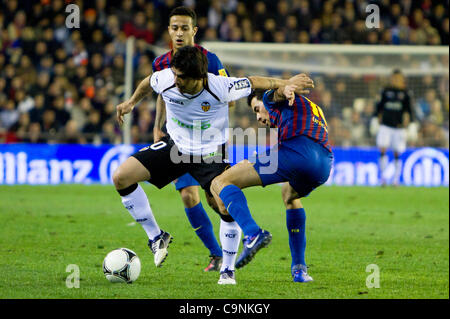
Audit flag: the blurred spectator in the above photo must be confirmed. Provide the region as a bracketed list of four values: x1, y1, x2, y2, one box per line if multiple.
[22, 122, 45, 144]
[82, 110, 102, 143]
[60, 119, 85, 144]
[123, 12, 154, 44]
[416, 88, 438, 121]
[0, 99, 19, 130]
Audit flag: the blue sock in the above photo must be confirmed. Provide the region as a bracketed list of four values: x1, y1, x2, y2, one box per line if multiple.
[219, 185, 260, 237]
[185, 202, 222, 257]
[286, 208, 306, 268]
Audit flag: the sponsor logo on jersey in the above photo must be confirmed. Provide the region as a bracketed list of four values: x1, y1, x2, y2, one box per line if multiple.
[384, 101, 402, 110]
[171, 117, 211, 130]
[201, 101, 211, 112]
[169, 98, 184, 105]
[234, 79, 250, 90]
[386, 91, 395, 99]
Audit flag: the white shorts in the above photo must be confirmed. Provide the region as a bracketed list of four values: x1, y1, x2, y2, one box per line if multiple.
[376, 124, 407, 153]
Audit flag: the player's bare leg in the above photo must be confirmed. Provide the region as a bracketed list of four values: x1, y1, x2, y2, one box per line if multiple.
[113, 157, 172, 267]
[211, 160, 264, 194]
[179, 185, 201, 208]
[211, 160, 272, 270]
[281, 183, 313, 283]
[281, 183, 302, 210]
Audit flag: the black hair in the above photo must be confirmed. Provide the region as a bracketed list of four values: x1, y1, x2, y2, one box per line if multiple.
[247, 89, 265, 107]
[392, 68, 402, 75]
[171, 46, 208, 79]
[169, 6, 197, 27]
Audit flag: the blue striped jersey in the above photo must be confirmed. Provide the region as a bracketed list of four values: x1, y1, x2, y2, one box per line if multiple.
[262, 90, 332, 152]
[152, 44, 228, 77]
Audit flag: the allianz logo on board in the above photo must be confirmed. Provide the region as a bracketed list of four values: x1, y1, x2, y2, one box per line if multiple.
[0, 147, 448, 186]
[0, 145, 135, 185]
[326, 148, 448, 187]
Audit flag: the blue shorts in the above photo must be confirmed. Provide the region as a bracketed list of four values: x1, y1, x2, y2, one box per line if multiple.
[173, 173, 200, 191]
[253, 135, 333, 198]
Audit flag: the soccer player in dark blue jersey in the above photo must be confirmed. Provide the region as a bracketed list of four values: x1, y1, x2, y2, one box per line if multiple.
[211, 84, 334, 282]
[151, 7, 233, 272]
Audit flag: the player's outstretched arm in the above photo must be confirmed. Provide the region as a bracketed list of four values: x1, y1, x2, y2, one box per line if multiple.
[247, 74, 314, 93]
[153, 94, 167, 142]
[116, 75, 153, 125]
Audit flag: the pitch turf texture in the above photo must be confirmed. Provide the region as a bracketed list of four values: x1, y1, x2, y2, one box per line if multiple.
[0, 184, 448, 299]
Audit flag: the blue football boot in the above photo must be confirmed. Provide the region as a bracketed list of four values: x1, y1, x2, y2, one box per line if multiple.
[292, 264, 313, 283]
[235, 229, 272, 269]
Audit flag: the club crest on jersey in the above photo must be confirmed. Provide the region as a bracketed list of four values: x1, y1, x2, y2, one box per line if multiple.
[201, 101, 211, 112]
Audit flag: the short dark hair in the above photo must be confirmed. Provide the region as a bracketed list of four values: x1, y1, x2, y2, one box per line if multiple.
[169, 6, 197, 27]
[392, 68, 402, 75]
[171, 46, 208, 79]
[247, 89, 265, 107]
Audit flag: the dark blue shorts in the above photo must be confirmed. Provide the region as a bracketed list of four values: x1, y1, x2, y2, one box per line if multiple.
[253, 135, 333, 198]
[174, 173, 200, 190]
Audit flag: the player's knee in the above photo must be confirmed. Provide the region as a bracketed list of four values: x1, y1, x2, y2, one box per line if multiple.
[281, 184, 301, 209]
[112, 168, 131, 190]
[179, 187, 200, 208]
[210, 176, 227, 197]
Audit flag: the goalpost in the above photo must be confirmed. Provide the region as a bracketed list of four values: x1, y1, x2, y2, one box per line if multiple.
[123, 36, 135, 145]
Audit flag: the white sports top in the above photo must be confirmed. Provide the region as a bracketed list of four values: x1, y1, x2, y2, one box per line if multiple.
[150, 68, 252, 155]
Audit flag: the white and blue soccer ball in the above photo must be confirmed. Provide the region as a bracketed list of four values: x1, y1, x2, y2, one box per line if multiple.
[102, 248, 141, 283]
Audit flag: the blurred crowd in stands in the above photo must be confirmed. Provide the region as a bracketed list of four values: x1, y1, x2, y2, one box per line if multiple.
[0, 0, 448, 147]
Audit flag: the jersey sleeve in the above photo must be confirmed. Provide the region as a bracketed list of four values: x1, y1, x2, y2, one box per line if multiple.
[220, 77, 252, 103]
[207, 52, 229, 77]
[375, 89, 386, 116]
[262, 90, 277, 110]
[150, 71, 162, 94]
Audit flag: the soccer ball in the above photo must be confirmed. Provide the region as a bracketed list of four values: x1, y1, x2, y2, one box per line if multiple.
[102, 248, 141, 283]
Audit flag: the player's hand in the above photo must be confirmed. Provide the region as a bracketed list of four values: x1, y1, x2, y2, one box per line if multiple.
[288, 74, 314, 95]
[283, 84, 297, 106]
[153, 127, 167, 142]
[116, 101, 134, 126]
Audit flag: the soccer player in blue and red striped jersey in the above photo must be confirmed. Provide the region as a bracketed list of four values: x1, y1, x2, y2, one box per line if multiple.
[151, 7, 233, 273]
[211, 84, 334, 282]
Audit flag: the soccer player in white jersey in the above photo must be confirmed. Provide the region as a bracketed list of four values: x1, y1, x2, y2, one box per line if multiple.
[153, 7, 234, 272]
[113, 46, 314, 284]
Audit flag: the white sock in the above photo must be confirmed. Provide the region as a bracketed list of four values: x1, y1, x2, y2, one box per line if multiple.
[379, 155, 388, 181]
[121, 184, 161, 240]
[394, 159, 402, 184]
[219, 220, 242, 272]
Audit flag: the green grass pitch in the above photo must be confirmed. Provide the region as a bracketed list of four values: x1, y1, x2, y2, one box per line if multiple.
[0, 184, 448, 299]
